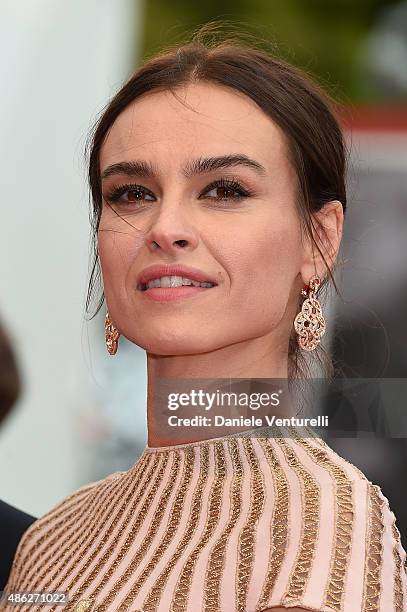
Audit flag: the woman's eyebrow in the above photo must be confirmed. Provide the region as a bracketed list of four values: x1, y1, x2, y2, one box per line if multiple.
[101, 159, 155, 180]
[183, 154, 267, 177]
[100, 154, 267, 180]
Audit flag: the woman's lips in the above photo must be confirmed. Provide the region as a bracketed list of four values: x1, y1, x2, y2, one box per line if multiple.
[139, 285, 216, 302]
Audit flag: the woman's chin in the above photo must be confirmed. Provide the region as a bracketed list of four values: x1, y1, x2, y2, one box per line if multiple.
[130, 331, 223, 356]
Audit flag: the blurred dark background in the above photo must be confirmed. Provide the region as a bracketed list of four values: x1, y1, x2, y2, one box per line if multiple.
[143, 0, 407, 103]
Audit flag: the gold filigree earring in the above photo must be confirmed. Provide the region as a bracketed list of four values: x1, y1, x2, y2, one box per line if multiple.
[105, 310, 120, 355]
[294, 275, 326, 351]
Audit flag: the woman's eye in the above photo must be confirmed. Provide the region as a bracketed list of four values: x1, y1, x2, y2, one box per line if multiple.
[199, 179, 250, 202]
[104, 184, 156, 205]
[104, 178, 251, 207]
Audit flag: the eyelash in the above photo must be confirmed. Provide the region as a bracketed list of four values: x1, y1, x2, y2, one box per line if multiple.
[104, 177, 252, 206]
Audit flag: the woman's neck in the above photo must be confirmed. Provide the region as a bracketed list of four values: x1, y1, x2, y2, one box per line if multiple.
[146, 335, 295, 448]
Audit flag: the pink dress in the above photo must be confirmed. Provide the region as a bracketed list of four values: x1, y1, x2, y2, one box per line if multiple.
[3, 427, 407, 611]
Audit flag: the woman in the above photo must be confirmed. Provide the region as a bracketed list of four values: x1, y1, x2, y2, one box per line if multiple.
[4, 28, 407, 612]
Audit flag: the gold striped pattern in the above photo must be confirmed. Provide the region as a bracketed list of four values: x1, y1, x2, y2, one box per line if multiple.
[142, 444, 210, 611]
[8, 473, 118, 592]
[171, 441, 227, 611]
[255, 437, 289, 611]
[110, 448, 194, 610]
[289, 430, 354, 611]
[20, 464, 141, 591]
[235, 437, 266, 612]
[20, 454, 157, 612]
[362, 483, 384, 611]
[202, 438, 243, 611]
[72, 600, 92, 612]
[64, 452, 173, 612]
[392, 522, 406, 610]
[276, 436, 320, 604]
[4, 432, 407, 611]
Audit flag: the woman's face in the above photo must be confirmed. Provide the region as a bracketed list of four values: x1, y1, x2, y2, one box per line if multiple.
[98, 82, 311, 355]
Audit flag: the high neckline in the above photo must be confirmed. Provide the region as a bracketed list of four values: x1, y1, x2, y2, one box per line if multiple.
[144, 424, 317, 452]
[145, 430, 246, 452]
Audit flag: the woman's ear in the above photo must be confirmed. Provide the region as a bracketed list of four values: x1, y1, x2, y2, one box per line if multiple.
[300, 200, 344, 283]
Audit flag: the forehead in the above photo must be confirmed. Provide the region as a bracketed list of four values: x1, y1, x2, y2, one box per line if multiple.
[100, 81, 289, 171]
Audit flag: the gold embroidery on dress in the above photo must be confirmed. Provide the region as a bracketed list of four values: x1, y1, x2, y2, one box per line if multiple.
[392, 521, 406, 610]
[73, 600, 93, 612]
[142, 445, 210, 611]
[11, 474, 109, 587]
[81, 451, 182, 612]
[289, 429, 354, 611]
[276, 436, 320, 604]
[29, 456, 154, 612]
[14, 471, 124, 593]
[362, 483, 384, 610]
[255, 437, 289, 611]
[62, 453, 169, 612]
[235, 438, 266, 612]
[21, 459, 148, 595]
[108, 449, 192, 610]
[9, 433, 407, 612]
[171, 441, 227, 611]
[308, 428, 407, 610]
[202, 438, 243, 611]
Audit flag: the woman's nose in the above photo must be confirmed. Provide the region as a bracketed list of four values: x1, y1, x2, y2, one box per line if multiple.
[144, 208, 199, 255]
[150, 237, 190, 252]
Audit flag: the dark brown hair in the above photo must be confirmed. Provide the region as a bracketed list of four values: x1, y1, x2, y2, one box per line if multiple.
[85, 23, 347, 380]
[0, 316, 22, 424]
